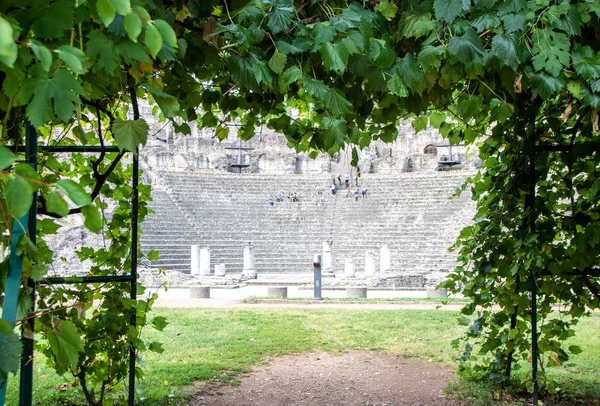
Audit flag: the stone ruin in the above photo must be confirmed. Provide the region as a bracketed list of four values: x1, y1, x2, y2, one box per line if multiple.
[47, 110, 481, 290]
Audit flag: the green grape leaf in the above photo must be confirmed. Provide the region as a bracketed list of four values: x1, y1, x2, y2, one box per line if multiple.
[143, 83, 181, 117]
[501, 12, 526, 34]
[56, 179, 91, 207]
[147, 250, 160, 261]
[267, 3, 293, 34]
[46, 190, 70, 217]
[396, 55, 425, 91]
[429, 111, 447, 128]
[399, 10, 436, 39]
[124, 12, 142, 42]
[303, 76, 330, 99]
[29, 40, 53, 72]
[268, 50, 287, 74]
[31, 0, 75, 39]
[230, 55, 257, 90]
[341, 30, 364, 54]
[151, 316, 168, 331]
[57, 45, 87, 74]
[324, 88, 352, 116]
[154, 19, 178, 48]
[375, 0, 399, 20]
[112, 118, 149, 152]
[568, 345, 583, 355]
[489, 99, 514, 122]
[15, 163, 40, 189]
[471, 13, 501, 32]
[276, 41, 303, 54]
[526, 70, 564, 99]
[0, 146, 16, 170]
[145, 24, 163, 58]
[72, 126, 89, 145]
[0, 319, 21, 381]
[434, 0, 470, 24]
[252, 60, 273, 85]
[368, 39, 396, 70]
[412, 115, 428, 133]
[81, 204, 103, 232]
[490, 33, 520, 71]
[531, 28, 570, 77]
[321, 42, 349, 72]
[571, 45, 600, 80]
[387, 73, 408, 97]
[312, 22, 336, 46]
[418, 45, 445, 71]
[87, 30, 120, 74]
[109, 0, 131, 15]
[5, 176, 34, 219]
[321, 117, 347, 148]
[26, 69, 85, 127]
[448, 28, 486, 67]
[46, 320, 83, 372]
[0, 16, 17, 68]
[97, 0, 117, 27]
[115, 40, 150, 65]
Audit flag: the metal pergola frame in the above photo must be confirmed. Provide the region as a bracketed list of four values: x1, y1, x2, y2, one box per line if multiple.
[0, 90, 141, 406]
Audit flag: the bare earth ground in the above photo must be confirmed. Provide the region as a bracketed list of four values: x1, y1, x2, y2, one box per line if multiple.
[188, 350, 463, 406]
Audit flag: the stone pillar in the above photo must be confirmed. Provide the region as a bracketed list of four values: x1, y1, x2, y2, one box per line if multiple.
[322, 240, 335, 277]
[241, 242, 257, 280]
[190, 245, 200, 275]
[344, 259, 356, 278]
[199, 247, 211, 276]
[190, 286, 210, 298]
[380, 244, 391, 273]
[365, 250, 377, 276]
[214, 263, 226, 277]
[426, 287, 448, 298]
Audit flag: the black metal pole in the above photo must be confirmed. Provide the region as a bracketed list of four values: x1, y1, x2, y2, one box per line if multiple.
[128, 87, 141, 406]
[528, 150, 539, 405]
[313, 255, 322, 300]
[20, 121, 37, 406]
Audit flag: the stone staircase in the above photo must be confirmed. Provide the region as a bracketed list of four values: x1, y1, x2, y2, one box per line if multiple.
[140, 170, 477, 275]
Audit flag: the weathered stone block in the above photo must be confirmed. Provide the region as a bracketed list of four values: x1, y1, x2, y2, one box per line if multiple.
[346, 287, 367, 298]
[267, 287, 288, 298]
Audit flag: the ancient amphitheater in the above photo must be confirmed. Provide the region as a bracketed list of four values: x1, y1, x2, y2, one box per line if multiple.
[136, 116, 480, 289]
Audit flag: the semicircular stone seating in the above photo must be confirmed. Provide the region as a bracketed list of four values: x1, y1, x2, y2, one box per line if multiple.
[140, 170, 477, 277]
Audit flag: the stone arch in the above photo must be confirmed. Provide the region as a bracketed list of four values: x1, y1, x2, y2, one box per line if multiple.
[423, 144, 437, 154]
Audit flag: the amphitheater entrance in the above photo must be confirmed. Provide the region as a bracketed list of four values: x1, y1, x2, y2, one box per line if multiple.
[225, 139, 254, 173]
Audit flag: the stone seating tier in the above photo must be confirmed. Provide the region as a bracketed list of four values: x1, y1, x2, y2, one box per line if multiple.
[140, 170, 476, 275]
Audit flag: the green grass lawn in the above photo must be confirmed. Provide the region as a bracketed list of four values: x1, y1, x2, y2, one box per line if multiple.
[4, 308, 600, 405]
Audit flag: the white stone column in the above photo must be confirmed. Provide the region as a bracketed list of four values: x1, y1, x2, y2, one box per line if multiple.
[190, 245, 200, 275]
[365, 250, 377, 276]
[215, 263, 226, 277]
[322, 240, 335, 277]
[241, 242, 257, 279]
[344, 259, 356, 278]
[199, 247, 211, 276]
[380, 244, 391, 273]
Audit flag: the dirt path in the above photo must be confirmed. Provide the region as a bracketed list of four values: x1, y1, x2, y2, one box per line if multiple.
[189, 350, 463, 406]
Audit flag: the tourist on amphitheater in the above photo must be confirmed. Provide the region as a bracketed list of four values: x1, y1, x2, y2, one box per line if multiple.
[268, 197, 274, 207]
[344, 172, 350, 187]
[275, 191, 283, 202]
[361, 188, 368, 198]
[337, 174, 342, 185]
[331, 184, 337, 196]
